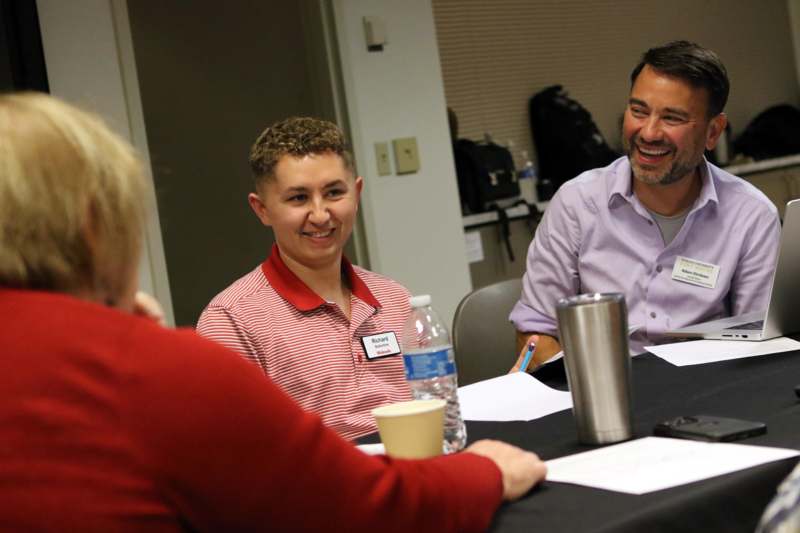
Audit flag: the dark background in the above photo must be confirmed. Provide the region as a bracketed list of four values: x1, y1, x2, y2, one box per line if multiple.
[0, 0, 48, 93]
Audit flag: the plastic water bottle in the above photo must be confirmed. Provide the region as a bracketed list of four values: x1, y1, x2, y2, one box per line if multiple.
[518, 150, 539, 204]
[401, 295, 467, 454]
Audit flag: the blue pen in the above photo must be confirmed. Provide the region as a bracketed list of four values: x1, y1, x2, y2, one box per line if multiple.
[519, 341, 536, 373]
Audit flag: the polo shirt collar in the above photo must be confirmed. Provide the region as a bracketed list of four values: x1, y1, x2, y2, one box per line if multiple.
[607, 156, 719, 212]
[261, 244, 382, 311]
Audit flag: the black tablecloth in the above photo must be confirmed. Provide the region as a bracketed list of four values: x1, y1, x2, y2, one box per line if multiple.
[478, 350, 800, 532]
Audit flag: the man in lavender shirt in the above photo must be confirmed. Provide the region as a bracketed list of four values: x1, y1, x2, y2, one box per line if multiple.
[510, 41, 780, 370]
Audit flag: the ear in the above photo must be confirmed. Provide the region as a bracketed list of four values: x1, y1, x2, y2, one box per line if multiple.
[704, 113, 728, 151]
[354, 175, 364, 199]
[353, 176, 364, 212]
[80, 202, 139, 310]
[248, 192, 272, 227]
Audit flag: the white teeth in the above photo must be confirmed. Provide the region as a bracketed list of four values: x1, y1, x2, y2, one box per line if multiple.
[638, 146, 669, 156]
[304, 230, 334, 238]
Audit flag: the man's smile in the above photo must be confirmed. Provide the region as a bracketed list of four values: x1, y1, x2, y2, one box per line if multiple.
[301, 228, 335, 238]
[633, 139, 674, 166]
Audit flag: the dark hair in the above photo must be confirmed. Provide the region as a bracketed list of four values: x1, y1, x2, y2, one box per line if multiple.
[630, 41, 729, 117]
[249, 116, 354, 190]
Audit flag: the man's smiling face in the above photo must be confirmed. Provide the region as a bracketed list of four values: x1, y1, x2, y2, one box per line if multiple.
[623, 65, 722, 186]
[250, 152, 362, 270]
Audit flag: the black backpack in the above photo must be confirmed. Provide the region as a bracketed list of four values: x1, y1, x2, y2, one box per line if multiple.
[529, 85, 619, 195]
[733, 104, 800, 160]
[453, 138, 520, 214]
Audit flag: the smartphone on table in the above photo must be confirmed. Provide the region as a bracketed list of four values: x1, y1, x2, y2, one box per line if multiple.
[654, 415, 766, 442]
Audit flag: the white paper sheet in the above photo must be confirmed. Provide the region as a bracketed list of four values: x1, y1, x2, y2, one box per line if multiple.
[356, 443, 386, 455]
[457, 372, 572, 421]
[464, 231, 484, 263]
[539, 350, 564, 366]
[546, 436, 799, 494]
[645, 337, 800, 366]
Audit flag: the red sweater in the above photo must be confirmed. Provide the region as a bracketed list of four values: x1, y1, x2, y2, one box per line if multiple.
[0, 289, 502, 532]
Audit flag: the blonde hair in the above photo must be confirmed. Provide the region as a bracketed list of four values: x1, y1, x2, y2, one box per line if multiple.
[0, 92, 146, 302]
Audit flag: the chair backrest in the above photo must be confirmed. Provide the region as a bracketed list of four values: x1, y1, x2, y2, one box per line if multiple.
[452, 278, 523, 386]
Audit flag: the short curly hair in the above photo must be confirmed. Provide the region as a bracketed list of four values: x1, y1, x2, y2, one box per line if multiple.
[249, 116, 354, 190]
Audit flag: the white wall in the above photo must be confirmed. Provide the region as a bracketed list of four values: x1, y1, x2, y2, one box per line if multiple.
[35, 0, 174, 324]
[332, 0, 472, 328]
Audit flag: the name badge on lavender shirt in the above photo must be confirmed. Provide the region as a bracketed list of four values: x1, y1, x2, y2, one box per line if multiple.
[671, 256, 720, 289]
[361, 332, 402, 360]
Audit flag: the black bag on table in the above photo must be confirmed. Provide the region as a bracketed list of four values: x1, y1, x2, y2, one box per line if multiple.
[529, 85, 619, 196]
[453, 138, 519, 214]
[733, 104, 800, 161]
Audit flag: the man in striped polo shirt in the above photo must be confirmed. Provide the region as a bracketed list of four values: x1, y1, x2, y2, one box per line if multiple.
[197, 117, 412, 440]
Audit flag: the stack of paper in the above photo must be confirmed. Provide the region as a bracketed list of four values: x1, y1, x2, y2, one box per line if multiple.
[546, 436, 799, 494]
[457, 372, 572, 422]
[646, 337, 800, 366]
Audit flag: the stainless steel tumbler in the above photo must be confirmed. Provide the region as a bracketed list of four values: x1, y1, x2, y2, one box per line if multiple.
[556, 293, 633, 444]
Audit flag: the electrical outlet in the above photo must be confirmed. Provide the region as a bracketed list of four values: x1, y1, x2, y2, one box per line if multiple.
[392, 137, 420, 174]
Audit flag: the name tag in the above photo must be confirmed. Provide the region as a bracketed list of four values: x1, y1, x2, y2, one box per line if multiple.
[361, 331, 402, 360]
[671, 256, 720, 289]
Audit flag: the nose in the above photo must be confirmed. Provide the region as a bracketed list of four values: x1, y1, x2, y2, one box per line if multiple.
[307, 197, 331, 225]
[638, 115, 663, 143]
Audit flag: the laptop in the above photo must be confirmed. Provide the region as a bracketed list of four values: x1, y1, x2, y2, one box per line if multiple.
[665, 198, 800, 341]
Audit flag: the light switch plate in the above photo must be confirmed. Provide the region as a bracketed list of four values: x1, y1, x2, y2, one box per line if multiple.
[374, 142, 391, 175]
[392, 137, 420, 174]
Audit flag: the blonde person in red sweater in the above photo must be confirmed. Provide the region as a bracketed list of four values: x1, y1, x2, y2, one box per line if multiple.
[0, 92, 546, 531]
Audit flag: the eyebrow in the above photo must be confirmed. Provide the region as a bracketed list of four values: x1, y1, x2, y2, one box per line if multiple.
[283, 179, 348, 194]
[628, 98, 690, 118]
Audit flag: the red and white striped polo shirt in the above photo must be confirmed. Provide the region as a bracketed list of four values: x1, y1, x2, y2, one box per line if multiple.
[197, 245, 412, 440]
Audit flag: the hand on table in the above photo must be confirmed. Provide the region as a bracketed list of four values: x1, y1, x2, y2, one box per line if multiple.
[465, 440, 546, 500]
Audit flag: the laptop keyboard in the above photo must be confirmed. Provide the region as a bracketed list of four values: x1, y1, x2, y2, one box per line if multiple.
[724, 320, 764, 331]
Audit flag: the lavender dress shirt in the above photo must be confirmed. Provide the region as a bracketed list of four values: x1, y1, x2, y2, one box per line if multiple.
[509, 157, 780, 353]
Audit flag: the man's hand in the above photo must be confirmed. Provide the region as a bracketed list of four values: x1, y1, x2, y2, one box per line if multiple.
[509, 332, 561, 372]
[133, 291, 167, 326]
[464, 440, 546, 500]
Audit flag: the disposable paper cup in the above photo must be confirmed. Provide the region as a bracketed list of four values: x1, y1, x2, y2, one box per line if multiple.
[371, 399, 446, 459]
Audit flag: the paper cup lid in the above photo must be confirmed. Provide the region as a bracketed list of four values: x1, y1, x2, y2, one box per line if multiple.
[372, 399, 446, 418]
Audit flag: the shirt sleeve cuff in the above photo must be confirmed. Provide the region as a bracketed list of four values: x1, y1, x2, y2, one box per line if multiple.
[509, 300, 558, 337]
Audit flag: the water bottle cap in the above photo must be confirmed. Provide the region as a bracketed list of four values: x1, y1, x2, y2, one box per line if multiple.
[409, 294, 432, 308]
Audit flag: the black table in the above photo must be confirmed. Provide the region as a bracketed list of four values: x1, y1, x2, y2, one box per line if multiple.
[472, 349, 800, 532]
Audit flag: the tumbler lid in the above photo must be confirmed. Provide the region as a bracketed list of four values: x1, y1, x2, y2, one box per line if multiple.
[557, 292, 625, 309]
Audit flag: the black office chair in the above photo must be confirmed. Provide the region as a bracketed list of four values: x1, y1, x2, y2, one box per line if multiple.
[452, 278, 522, 386]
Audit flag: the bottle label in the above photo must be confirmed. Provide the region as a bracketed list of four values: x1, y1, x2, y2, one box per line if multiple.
[403, 347, 456, 380]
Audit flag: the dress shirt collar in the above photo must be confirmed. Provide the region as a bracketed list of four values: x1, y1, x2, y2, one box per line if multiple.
[607, 156, 719, 213]
[261, 244, 381, 311]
